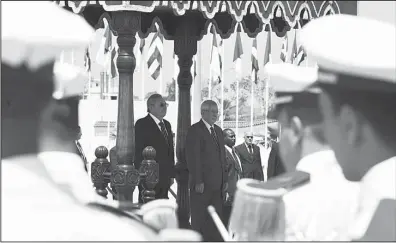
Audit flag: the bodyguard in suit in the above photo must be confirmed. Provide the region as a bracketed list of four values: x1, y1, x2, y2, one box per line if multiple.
[222, 128, 243, 226]
[74, 126, 88, 173]
[135, 94, 175, 202]
[235, 132, 264, 181]
[185, 100, 227, 242]
[267, 130, 286, 179]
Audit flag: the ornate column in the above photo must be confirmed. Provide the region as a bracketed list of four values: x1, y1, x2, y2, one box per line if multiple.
[110, 12, 141, 202]
[174, 17, 198, 229]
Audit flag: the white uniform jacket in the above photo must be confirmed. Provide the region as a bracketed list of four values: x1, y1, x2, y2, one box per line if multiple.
[283, 150, 360, 240]
[2, 155, 159, 241]
[348, 156, 396, 240]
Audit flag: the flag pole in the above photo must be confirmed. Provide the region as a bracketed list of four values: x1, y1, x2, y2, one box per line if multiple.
[141, 39, 145, 100]
[209, 25, 213, 99]
[250, 69, 254, 133]
[264, 25, 272, 149]
[220, 39, 225, 129]
[87, 44, 92, 99]
[235, 27, 240, 140]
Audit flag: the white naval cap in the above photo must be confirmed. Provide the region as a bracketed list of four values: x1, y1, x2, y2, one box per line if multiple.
[2, 1, 94, 70]
[265, 63, 320, 105]
[53, 62, 88, 100]
[299, 14, 396, 93]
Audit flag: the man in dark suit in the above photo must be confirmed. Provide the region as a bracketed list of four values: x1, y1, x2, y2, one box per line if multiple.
[266, 127, 286, 179]
[135, 94, 175, 203]
[185, 100, 227, 242]
[235, 131, 264, 181]
[222, 128, 243, 226]
[74, 126, 88, 173]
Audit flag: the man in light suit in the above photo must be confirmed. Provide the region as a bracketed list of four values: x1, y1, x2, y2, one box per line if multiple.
[185, 100, 228, 242]
[235, 131, 264, 181]
[135, 94, 175, 203]
[222, 128, 243, 225]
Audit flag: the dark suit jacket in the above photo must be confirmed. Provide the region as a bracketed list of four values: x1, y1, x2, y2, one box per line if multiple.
[185, 120, 227, 191]
[235, 143, 264, 181]
[225, 147, 243, 200]
[135, 114, 175, 185]
[266, 142, 285, 179]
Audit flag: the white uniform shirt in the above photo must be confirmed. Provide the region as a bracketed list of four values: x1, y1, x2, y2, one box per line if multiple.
[283, 150, 360, 240]
[38, 151, 108, 205]
[2, 155, 159, 241]
[348, 156, 396, 240]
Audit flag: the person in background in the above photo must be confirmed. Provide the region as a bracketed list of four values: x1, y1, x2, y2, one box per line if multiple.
[222, 128, 243, 225]
[266, 125, 286, 179]
[2, 1, 159, 240]
[265, 62, 359, 240]
[109, 130, 118, 200]
[235, 131, 264, 181]
[74, 125, 88, 172]
[300, 14, 396, 240]
[135, 94, 175, 202]
[185, 100, 227, 242]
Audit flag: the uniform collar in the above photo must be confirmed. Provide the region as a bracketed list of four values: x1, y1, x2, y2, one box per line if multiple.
[296, 150, 344, 181]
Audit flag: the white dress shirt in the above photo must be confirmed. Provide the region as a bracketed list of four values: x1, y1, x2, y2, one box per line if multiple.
[348, 156, 396, 240]
[2, 154, 159, 241]
[283, 150, 360, 240]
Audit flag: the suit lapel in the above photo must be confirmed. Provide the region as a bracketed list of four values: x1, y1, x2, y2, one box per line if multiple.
[231, 148, 243, 174]
[239, 144, 254, 163]
[147, 114, 169, 147]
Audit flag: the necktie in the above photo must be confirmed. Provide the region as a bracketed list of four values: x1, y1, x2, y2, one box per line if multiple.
[232, 148, 242, 177]
[248, 145, 253, 154]
[210, 127, 219, 148]
[159, 121, 169, 142]
[231, 148, 239, 162]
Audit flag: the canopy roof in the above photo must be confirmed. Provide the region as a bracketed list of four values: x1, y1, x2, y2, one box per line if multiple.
[55, 1, 357, 38]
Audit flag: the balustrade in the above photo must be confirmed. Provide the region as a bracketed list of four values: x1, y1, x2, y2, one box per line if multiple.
[91, 145, 158, 205]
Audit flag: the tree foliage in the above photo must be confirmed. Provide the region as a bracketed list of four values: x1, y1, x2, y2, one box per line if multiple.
[201, 75, 275, 121]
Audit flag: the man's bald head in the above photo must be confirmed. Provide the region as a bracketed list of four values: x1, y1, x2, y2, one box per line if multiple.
[201, 100, 218, 126]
